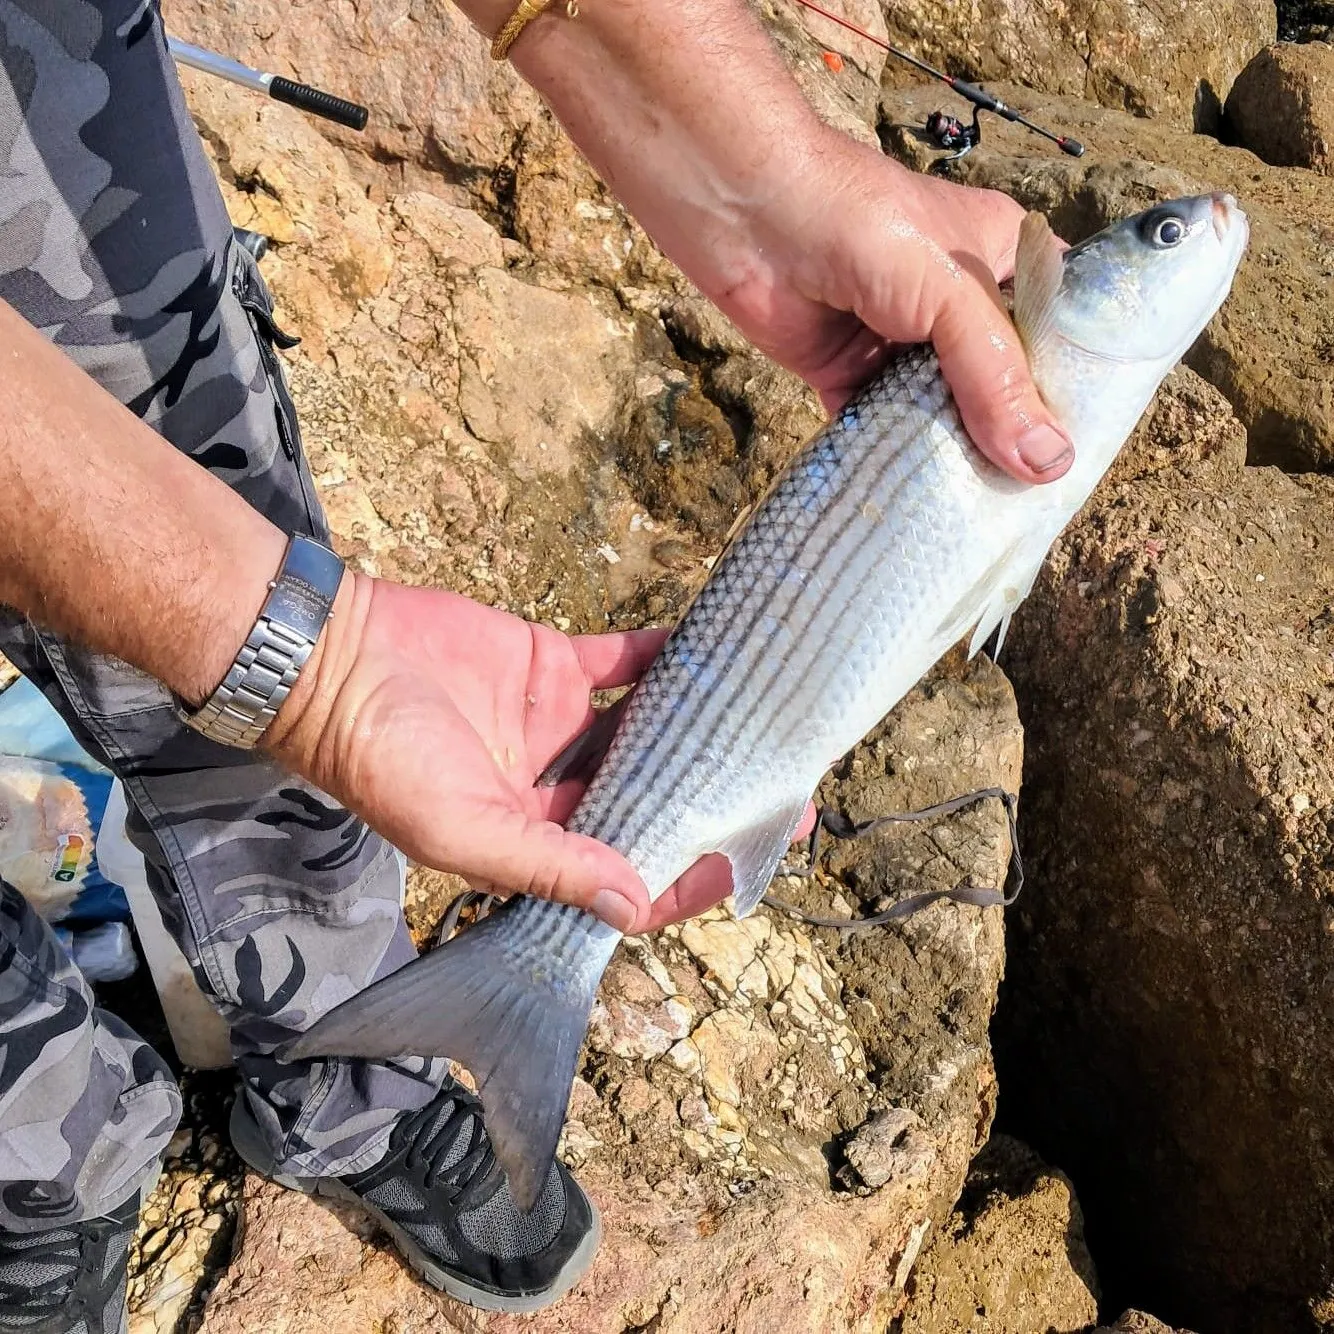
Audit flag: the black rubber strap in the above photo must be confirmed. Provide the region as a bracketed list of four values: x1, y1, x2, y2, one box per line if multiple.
[762, 787, 1024, 931]
[268, 76, 369, 131]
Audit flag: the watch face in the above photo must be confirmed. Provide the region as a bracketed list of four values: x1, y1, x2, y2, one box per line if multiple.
[268, 536, 343, 638]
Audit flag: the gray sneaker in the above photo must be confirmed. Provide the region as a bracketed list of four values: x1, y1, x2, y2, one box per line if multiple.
[0, 1188, 142, 1334]
[230, 1082, 600, 1313]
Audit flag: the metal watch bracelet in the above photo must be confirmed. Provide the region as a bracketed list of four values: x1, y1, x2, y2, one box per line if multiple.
[178, 533, 345, 750]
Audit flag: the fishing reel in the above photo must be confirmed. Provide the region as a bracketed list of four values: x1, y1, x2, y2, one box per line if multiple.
[925, 107, 982, 161]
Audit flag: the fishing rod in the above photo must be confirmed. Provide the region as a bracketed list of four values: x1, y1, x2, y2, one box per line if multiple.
[167, 38, 371, 261]
[793, 0, 1085, 160]
[167, 37, 369, 132]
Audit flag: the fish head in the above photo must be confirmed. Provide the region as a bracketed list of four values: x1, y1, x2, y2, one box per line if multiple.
[1013, 193, 1249, 495]
[1053, 193, 1249, 364]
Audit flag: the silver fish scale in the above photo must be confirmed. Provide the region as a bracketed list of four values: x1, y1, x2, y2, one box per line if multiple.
[570, 347, 1022, 899]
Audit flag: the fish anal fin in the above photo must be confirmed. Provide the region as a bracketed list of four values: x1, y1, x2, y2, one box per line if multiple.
[966, 542, 1051, 660]
[717, 798, 810, 918]
[1012, 210, 1066, 369]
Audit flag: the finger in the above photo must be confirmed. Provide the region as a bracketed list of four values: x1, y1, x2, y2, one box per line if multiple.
[642, 853, 734, 932]
[795, 800, 817, 841]
[572, 628, 670, 689]
[436, 799, 651, 933]
[930, 265, 1074, 483]
[640, 802, 817, 932]
[529, 776, 585, 825]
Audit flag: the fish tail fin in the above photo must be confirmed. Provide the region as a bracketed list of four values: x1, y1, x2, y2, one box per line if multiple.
[285, 897, 621, 1211]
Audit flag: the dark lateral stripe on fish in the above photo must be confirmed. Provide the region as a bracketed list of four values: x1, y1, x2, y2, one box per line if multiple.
[585, 398, 939, 853]
[581, 403, 936, 852]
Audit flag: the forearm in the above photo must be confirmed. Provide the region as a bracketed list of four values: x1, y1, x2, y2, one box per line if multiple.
[455, 0, 835, 299]
[0, 298, 289, 707]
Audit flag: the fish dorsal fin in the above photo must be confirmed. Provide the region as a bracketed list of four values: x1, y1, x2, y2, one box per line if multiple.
[717, 798, 811, 918]
[1012, 211, 1066, 364]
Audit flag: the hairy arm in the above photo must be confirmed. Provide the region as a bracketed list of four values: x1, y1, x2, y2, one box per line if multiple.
[0, 297, 288, 705]
[449, 0, 1073, 479]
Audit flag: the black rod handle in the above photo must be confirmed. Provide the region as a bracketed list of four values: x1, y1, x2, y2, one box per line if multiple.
[268, 76, 368, 131]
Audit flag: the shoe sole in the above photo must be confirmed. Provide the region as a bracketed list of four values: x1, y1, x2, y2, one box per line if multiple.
[228, 1096, 601, 1314]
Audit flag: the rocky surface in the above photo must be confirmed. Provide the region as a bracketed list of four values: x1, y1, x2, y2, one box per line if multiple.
[123, 1072, 241, 1334]
[1095, 1317, 1198, 1334]
[990, 338, 1334, 1327]
[882, 79, 1334, 474]
[1226, 42, 1334, 171]
[1279, 0, 1334, 41]
[875, 0, 1275, 130]
[896, 1135, 1099, 1334]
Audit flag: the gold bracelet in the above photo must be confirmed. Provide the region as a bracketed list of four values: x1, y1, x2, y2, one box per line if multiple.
[490, 0, 579, 60]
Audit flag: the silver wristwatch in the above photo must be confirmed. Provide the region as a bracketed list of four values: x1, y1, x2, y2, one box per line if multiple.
[179, 533, 345, 749]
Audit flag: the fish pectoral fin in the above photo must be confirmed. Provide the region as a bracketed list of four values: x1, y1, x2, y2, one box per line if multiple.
[536, 690, 634, 788]
[716, 798, 811, 919]
[930, 537, 1027, 655]
[1012, 209, 1066, 365]
[930, 535, 1053, 662]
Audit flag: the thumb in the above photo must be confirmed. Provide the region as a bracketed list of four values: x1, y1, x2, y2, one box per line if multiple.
[440, 800, 651, 934]
[930, 266, 1074, 484]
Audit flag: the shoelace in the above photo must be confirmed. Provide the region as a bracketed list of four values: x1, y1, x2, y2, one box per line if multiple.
[0, 1222, 87, 1312]
[401, 1095, 502, 1199]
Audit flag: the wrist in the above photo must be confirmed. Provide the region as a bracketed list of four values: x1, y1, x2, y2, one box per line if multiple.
[178, 532, 353, 753]
[173, 521, 289, 709]
[262, 566, 370, 772]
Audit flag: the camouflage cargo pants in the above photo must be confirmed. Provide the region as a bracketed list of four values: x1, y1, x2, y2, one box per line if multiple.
[0, 0, 447, 1232]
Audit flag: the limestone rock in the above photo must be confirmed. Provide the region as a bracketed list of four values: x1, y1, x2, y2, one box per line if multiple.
[876, 0, 1276, 130]
[1096, 1315, 1200, 1334]
[164, 0, 543, 185]
[128, 1091, 241, 1334]
[843, 1108, 937, 1192]
[881, 80, 1334, 472]
[587, 958, 694, 1062]
[1226, 41, 1334, 171]
[992, 339, 1334, 1329]
[897, 1136, 1100, 1334]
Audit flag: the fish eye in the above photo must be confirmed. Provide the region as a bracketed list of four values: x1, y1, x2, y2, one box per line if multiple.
[1151, 216, 1185, 248]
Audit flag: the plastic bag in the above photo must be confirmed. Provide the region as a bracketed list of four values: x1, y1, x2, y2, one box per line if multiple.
[0, 677, 129, 926]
